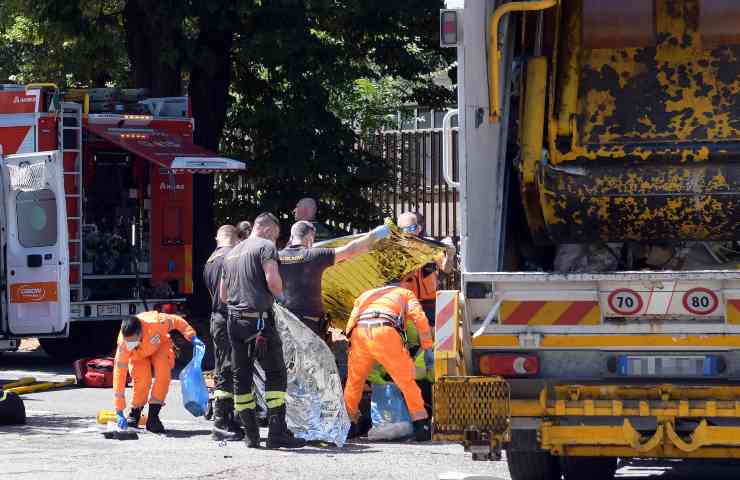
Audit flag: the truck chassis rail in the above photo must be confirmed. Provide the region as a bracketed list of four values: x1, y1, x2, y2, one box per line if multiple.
[515, 384, 740, 458]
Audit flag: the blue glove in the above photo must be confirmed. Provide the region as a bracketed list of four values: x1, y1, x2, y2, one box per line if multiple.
[424, 349, 435, 369]
[371, 224, 391, 240]
[192, 336, 205, 349]
[116, 410, 128, 430]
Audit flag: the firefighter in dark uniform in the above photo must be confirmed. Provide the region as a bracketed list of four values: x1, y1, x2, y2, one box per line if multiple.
[278, 221, 391, 337]
[220, 212, 305, 449]
[203, 224, 243, 441]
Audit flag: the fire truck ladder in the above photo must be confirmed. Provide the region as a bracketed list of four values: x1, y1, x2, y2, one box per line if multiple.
[60, 101, 83, 302]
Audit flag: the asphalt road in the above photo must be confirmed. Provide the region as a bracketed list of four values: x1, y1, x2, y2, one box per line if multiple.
[3, 349, 740, 480]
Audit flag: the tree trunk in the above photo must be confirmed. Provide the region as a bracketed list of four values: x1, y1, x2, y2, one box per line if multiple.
[122, 1, 234, 316]
[188, 27, 235, 316]
[123, 0, 183, 95]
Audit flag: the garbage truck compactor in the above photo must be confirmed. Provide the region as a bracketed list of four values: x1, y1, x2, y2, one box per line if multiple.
[433, 1, 740, 479]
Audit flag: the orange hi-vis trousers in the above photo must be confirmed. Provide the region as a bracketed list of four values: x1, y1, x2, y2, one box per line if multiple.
[344, 323, 428, 422]
[129, 342, 175, 407]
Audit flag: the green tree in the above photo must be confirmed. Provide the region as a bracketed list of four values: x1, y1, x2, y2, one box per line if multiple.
[0, 0, 453, 309]
[0, 0, 128, 85]
[215, 0, 453, 233]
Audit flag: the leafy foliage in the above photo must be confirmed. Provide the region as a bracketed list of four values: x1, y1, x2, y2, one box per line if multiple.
[215, 1, 453, 233]
[0, 0, 128, 86]
[0, 0, 453, 233]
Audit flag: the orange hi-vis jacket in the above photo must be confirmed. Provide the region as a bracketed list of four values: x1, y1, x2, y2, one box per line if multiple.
[400, 251, 446, 302]
[400, 266, 437, 302]
[112, 311, 196, 411]
[345, 286, 433, 350]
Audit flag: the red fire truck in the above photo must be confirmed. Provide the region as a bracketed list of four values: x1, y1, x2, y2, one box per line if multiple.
[0, 84, 244, 359]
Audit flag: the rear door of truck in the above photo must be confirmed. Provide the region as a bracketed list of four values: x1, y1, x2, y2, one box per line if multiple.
[0, 151, 70, 337]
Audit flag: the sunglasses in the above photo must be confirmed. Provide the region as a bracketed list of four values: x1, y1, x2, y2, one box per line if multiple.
[401, 224, 419, 234]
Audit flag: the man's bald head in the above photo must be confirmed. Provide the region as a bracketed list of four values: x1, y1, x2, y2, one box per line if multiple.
[215, 225, 237, 247]
[398, 212, 421, 236]
[294, 197, 317, 222]
[398, 212, 419, 230]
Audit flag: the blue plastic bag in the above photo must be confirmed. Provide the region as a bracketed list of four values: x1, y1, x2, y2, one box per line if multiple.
[370, 383, 411, 425]
[368, 383, 413, 440]
[179, 343, 208, 417]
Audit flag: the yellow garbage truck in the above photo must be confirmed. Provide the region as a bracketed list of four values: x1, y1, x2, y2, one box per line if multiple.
[433, 1, 740, 479]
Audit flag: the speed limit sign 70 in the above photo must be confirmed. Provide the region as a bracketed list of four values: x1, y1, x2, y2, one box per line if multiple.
[608, 289, 643, 315]
[683, 288, 719, 315]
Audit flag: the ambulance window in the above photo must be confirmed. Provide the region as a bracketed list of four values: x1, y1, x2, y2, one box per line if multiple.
[17, 189, 58, 247]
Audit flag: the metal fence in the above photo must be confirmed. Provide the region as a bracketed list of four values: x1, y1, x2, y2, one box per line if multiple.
[363, 128, 461, 290]
[364, 128, 460, 241]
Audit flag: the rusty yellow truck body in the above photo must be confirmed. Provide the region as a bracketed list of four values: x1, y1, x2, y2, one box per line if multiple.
[435, 1, 740, 479]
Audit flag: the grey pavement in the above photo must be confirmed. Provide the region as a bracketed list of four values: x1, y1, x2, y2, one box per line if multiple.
[3, 350, 740, 479]
[1, 349, 507, 480]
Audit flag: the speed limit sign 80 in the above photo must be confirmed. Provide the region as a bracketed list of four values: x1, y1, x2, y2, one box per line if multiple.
[682, 288, 719, 315]
[608, 288, 643, 315]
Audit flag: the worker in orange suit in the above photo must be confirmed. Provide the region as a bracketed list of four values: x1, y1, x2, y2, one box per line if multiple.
[397, 212, 455, 326]
[112, 312, 204, 433]
[344, 285, 435, 441]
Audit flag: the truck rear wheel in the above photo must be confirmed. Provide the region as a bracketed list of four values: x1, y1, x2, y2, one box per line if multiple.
[506, 451, 561, 480]
[561, 456, 618, 480]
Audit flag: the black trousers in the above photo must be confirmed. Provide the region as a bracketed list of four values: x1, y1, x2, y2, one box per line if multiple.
[298, 314, 328, 338]
[421, 300, 436, 326]
[210, 311, 233, 396]
[227, 310, 287, 413]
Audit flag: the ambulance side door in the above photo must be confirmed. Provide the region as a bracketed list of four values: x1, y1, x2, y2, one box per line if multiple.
[1, 151, 70, 337]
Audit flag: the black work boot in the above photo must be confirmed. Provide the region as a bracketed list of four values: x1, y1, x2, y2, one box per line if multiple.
[266, 406, 306, 449]
[237, 409, 262, 448]
[146, 403, 165, 434]
[413, 419, 431, 442]
[212, 399, 244, 441]
[126, 407, 143, 428]
[227, 410, 245, 439]
[127, 407, 143, 428]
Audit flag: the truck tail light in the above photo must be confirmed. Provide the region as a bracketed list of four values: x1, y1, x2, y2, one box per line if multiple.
[440, 9, 460, 48]
[479, 354, 539, 377]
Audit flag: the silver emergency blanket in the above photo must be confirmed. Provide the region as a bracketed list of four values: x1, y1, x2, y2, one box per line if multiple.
[253, 304, 350, 447]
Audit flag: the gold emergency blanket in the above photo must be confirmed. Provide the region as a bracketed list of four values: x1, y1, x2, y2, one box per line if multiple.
[318, 221, 451, 330]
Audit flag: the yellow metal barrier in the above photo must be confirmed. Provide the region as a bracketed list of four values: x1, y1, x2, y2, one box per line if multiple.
[2, 377, 36, 390]
[4, 378, 75, 395]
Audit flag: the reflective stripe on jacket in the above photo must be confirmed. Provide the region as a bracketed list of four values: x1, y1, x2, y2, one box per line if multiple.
[345, 286, 433, 350]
